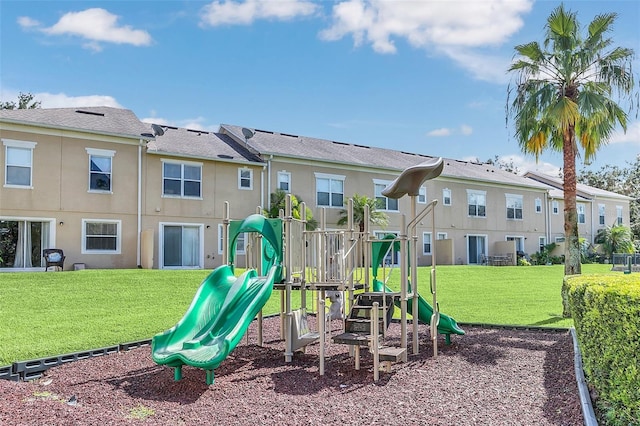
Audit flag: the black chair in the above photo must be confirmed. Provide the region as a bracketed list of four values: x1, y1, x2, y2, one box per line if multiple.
[43, 249, 65, 271]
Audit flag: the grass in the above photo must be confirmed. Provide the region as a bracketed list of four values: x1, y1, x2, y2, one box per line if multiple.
[0, 264, 614, 365]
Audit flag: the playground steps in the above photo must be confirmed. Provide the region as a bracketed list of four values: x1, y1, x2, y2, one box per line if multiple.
[343, 292, 397, 334]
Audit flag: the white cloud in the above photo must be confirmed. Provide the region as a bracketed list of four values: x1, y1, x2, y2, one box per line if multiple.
[427, 128, 450, 137]
[142, 116, 219, 132]
[500, 154, 561, 176]
[319, 0, 532, 82]
[200, 0, 318, 26]
[22, 8, 152, 50]
[36, 92, 123, 108]
[17, 16, 40, 28]
[609, 121, 640, 145]
[460, 124, 473, 136]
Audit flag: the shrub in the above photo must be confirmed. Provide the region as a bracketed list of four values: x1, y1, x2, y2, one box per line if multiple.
[565, 274, 640, 425]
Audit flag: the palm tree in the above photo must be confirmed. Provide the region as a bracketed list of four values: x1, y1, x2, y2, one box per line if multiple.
[595, 223, 634, 260]
[507, 4, 637, 275]
[337, 194, 388, 232]
[265, 189, 318, 230]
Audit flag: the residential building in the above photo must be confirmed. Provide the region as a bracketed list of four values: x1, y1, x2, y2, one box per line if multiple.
[0, 107, 631, 270]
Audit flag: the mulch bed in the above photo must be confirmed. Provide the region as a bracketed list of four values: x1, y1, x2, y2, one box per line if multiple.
[0, 318, 583, 425]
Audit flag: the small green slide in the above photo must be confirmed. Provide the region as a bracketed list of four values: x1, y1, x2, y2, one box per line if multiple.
[152, 214, 284, 385]
[151, 264, 279, 384]
[371, 236, 464, 344]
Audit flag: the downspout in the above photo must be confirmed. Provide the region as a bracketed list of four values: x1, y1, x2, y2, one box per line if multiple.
[261, 165, 266, 209]
[137, 141, 143, 267]
[545, 191, 550, 244]
[267, 155, 273, 209]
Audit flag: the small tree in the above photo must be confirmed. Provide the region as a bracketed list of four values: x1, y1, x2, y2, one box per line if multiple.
[265, 190, 317, 231]
[595, 223, 634, 260]
[337, 193, 388, 232]
[0, 92, 41, 110]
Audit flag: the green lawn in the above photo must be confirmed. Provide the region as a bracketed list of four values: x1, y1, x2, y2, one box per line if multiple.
[0, 264, 613, 365]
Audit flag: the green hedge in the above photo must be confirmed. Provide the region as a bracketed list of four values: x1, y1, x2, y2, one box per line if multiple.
[565, 274, 640, 425]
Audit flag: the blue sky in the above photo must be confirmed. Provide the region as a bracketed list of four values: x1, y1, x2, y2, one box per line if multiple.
[1, 0, 638, 175]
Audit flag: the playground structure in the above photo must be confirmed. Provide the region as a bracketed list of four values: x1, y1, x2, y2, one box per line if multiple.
[152, 157, 464, 384]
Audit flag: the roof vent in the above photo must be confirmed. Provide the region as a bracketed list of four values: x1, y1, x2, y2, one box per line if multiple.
[218, 154, 234, 159]
[75, 109, 104, 117]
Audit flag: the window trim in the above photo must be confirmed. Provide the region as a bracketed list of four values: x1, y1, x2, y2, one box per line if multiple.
[466, 189, 486, 218]
[551, 200, 559, 215]
[238, 167, 253, 190]
[218, 224, 246, 255]
[86, 148, 115, 193]
[417, 186, 427, 204]
[159, 222, 204, 269]
[616, 205, 623, 225]
[3, 139, 36, 188]
[161, 159, 203, 199]
[373, 179, 399, 212]
[535, 198, 542, 214]
[577, 203, 586, 224]
[277, 170, 291, 193]
[315, 172, 345, 208]
[598, 204, 606, 226]
[505, 193, 524, 221]
[422, 232, 432, 255]
[442, 188, 452, 206]
[81, 219, 121, 254]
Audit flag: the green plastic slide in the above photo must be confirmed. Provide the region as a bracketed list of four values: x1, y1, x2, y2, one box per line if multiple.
[151, 264, 280, 385]
[372, 279, 465, 343]
[370, 235, 464, 343]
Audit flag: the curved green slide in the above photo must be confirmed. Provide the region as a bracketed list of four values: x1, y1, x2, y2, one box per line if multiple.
[371, 236, 464, 344]
[152, 214, 283, 385]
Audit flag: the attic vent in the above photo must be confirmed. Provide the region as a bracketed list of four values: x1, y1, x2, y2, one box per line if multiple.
[255, 129, 273, 134]
[165, 126, 178, 130]
[280, 133, 298, 138]
[332, 141, 349, 146]
[218, 154, 234, 159]
[75, 110, 104, 117]
[353, 144, 370, 149]
[400, 151, 415, 155]
[187, 129, 209, 134]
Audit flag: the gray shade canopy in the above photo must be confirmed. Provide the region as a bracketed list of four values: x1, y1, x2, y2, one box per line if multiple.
[382, 157, 444, 199]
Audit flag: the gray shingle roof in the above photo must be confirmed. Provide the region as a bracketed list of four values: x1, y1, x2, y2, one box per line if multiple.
[220, 124, 548, 189]
[146, 126, 263, 163]
[0, 107, 150, 139]
[525, 171, 633, 200]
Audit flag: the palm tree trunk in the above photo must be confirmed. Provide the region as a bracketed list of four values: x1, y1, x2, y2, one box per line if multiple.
[563, 126, 582, 276]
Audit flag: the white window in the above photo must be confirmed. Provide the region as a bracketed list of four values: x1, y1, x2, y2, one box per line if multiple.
[598, 204, 605, 226]
[535, 198, 542, 213]
[443, 188, 451, 206]
[616, 206, 623, 225]
[552, 200, 559, 215]
[315, 173, 344, 207]
[422, 232, 432, 255]
[467, 189, 486, 217]
[418, 187, 427, 204]
[86, 148, 114, 192]
[555, 236, 565, 243]
[539, 236, 546, 251]
[238, 168, 253, 190]
[3, 139, 36, 187]
[82, 219, 121, 254]
[277, 171, 291, 192]
[374, 179, 398, 211]
[437, 232, 447, 240]
[577, 203, 586, 224]
[506, 194, 523, 220]
[506, 236, 524, 252]
[162, 160, 202, 198]
[218, 224, 246, 255]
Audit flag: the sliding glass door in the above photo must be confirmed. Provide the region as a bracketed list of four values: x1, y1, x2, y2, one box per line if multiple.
[162, 224, 202, 268]
[0, 219, 51, 269]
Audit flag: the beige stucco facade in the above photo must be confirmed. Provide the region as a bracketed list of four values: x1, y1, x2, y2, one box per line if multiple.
[1, 108, 632, 271]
